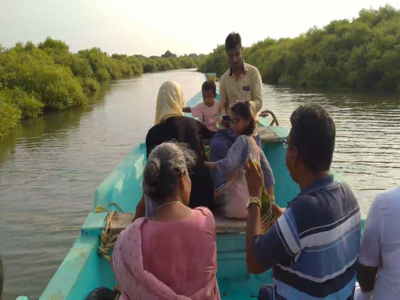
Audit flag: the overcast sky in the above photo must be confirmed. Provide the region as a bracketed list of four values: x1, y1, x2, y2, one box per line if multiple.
[0, 0, 398, 56]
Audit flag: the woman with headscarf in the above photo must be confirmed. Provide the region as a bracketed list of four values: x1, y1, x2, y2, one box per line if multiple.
[144, 81, 214, 210]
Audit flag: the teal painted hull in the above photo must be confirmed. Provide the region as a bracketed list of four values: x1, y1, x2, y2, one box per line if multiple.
[22, 89, 366, 300]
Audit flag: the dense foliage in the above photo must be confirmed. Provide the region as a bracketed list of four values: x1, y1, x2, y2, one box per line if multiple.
[199, 5, 400, 90]
[0, 38, 204, 138]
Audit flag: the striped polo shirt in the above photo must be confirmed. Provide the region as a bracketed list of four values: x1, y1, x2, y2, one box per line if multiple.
[253, 175, 361, 299]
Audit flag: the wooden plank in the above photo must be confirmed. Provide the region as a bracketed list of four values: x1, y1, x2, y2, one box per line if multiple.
[213, 213, 247, 233]
[108, 212, 247, 234]
[109, 213, 135, 235]
[258, 127, 280, 143]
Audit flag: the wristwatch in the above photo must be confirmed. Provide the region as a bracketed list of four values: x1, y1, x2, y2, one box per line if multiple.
[246, 196, 261, 209]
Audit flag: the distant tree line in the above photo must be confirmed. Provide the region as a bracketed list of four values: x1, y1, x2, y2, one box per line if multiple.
[199, 5, 400, 91]
[0, 38, 205, 138]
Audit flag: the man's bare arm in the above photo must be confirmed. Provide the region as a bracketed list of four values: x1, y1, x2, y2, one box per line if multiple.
[218, 77, 228, 123]
[250, 69, 263, 114]
[357, 264, 378, 292]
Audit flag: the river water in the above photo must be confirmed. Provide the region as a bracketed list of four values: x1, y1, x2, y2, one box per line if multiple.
[0, 70, 399, 300]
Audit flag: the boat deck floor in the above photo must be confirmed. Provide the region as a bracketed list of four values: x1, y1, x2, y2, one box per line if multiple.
[217, 274, 273, 299]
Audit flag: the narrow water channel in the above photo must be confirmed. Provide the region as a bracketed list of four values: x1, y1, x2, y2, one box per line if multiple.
[1, 70, 399, 300]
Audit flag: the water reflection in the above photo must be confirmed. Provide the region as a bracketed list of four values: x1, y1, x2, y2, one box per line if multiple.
[0, 84, 111, 165]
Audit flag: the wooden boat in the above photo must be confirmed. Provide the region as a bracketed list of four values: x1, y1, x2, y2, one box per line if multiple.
[17, 88, 367, 300]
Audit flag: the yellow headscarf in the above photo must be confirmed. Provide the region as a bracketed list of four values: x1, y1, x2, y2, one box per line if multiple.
[154, 81, 184, 125]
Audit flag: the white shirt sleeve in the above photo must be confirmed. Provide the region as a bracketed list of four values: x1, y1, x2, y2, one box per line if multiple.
[359, 196, 382, 267]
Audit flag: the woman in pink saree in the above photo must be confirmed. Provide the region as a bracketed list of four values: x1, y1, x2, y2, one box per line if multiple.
[112, 142, 220, 300]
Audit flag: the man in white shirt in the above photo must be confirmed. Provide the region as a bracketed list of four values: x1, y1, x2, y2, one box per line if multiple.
[356, 186, 400, 300]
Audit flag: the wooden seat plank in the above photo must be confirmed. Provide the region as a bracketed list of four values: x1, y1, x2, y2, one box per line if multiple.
[258, 127, 280, 143]
[108, 212, 247, 235]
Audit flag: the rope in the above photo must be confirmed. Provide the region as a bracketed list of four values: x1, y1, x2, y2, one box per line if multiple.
[95, 202, 124, 299]
[113, 285, 121, 300]
[94, 201, 124, 214]
[98, 209, 118, 262]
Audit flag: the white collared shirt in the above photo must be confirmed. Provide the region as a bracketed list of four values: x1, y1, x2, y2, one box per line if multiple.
[359, 186, 400, 300]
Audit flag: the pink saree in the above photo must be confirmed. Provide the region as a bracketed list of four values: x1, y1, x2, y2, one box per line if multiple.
[112, 217, 220, 300]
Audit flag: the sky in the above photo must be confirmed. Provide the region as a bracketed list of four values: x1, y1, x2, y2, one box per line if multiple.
[0, 0, 398, 56]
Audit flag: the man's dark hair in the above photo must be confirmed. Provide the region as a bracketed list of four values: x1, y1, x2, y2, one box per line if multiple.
[225, 32, 242, 52]
[231, 101, 255, 136]
[202, 80, 216, 95]
[290, 104, 335, 173]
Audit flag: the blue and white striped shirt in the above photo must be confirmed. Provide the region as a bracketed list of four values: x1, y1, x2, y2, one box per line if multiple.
[253, 175, 361, 299]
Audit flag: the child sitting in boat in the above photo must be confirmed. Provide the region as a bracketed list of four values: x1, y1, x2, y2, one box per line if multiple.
[183, 80, 219, 139]
[206, 102, 275, 219]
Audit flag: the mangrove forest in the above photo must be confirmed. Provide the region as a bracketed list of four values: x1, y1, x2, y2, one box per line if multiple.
[199, 5, 400, 91]
[0, 38, 204, 138]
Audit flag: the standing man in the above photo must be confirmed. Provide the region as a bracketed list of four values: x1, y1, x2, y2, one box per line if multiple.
[218, 32, 263, 128]
[210, 32, 264, 190]
[244, 104, 361, 300]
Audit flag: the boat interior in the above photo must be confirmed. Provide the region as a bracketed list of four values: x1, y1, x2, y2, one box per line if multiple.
[37, 90, 366, 300]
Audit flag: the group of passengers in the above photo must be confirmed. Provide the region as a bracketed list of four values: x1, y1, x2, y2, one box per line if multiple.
[111, 33, 400, 300]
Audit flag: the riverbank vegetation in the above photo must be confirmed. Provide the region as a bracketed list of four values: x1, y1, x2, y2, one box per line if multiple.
[0, 38, 204, 138]
[199, 5, 400, 91]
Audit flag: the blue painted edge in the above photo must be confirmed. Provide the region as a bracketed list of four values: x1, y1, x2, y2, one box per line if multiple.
[93, 142, 146, 211]
[81, 212, 107, 235]
[39, 234, 98, 300]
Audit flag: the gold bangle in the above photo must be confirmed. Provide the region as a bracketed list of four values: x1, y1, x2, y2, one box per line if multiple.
[247, 196, 261, 209]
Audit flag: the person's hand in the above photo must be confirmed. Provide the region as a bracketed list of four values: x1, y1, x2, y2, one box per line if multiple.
[221, 120, 231, 129]
[272, 204, 285, 219]
[244, 157, 264, 197]
[214, 185, 225, 202]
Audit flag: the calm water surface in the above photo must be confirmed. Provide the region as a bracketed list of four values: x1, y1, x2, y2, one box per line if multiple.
[1, 70, 399, 299]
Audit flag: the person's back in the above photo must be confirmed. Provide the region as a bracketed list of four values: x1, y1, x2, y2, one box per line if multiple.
[271, 177, 360, 298]
[357, 186, 400, 299]
[146, 81, 214, 209]
[146, 116, 205, 162]
[245, 104, 360, 300]
[112, 143, 220, 300]
[142, 207, 216, 296]
[146, 116, 214, 209]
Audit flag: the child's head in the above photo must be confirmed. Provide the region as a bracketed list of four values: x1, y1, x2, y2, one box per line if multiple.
[231, 101, 255, 136]
[202, 80, 216, 107]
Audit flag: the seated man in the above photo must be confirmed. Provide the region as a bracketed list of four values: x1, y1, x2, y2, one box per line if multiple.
[244, 104, 361, 300]
[356, 186, 400, 300]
